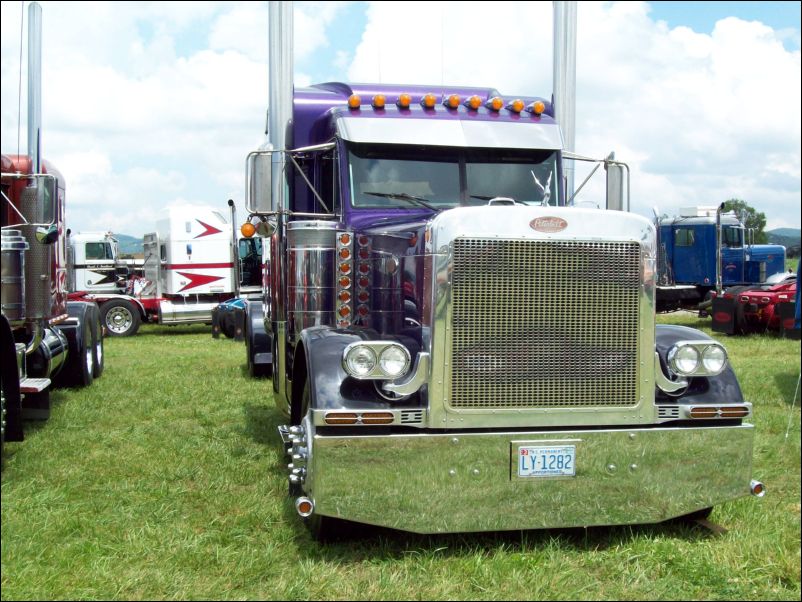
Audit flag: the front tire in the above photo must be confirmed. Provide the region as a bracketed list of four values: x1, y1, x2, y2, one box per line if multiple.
[76, 317, 94, 387]
[89, 303, 104, 378]
[101, 299, 141, 337]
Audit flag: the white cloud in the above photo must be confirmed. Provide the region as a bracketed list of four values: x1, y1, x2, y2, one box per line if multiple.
[2, 0, 799, 237]
[349, 0, 800, 230]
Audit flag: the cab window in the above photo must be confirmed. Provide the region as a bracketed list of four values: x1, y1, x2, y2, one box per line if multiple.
[85, 242, 113, 260]
[674, 228, 695, 247]
[722, 226, 743, 248]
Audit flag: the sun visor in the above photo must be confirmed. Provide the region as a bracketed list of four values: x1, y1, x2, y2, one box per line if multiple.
[336, 117, 563, 150]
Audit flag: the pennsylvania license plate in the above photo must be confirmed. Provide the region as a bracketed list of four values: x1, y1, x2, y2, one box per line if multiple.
[517, 445, 576, 478]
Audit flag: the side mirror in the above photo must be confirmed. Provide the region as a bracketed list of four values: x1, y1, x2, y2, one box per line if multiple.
[247, 149, 273, 213]
[605, 162, 626, 211]
[35, 223, 58, 244]
[256, 218, 276, 237]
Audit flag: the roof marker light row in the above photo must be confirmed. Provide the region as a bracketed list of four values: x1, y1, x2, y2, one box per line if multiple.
[347, 93, 545, 115]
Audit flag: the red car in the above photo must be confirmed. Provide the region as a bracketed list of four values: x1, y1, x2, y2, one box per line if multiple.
[711, 272, 797, 334]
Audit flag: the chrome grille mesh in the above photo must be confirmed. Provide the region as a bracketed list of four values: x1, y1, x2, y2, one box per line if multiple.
[450, 239, 641, 409]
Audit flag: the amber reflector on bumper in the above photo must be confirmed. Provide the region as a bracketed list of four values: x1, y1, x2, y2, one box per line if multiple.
[325, 413, 358, 425]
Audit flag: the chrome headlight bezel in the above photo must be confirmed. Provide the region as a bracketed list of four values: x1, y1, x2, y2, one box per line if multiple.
[343, 342, 412, 380]
[667, 340, 728, 377]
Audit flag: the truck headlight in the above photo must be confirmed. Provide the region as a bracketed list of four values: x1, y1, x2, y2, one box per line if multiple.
[701, 344, 727, 374]
[344, 345, 377, 377]
[379, 345, 410, 378]
[667, 341, 728, 377]
[343, 342, 411, 380]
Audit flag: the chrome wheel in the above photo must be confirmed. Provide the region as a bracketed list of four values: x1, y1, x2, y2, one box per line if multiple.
[106, 306, 133, 335]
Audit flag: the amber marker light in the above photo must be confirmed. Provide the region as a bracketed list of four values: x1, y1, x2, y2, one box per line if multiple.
[508, 99, 525, 113]
[719, 406, 749, 418]
[339, 276, 351, 288]
[421, 93, 438, 109]
[325, 412, 358, 425]
[528, 100, 546, 115]
[397, 93, 412, 108]
[361, 412, 394, 425]
[347, 94, 361, 109]
[372, 94, 386, 109]
[465, 95, 483, 110]
[240, 222, 256, 238]
[444, 94, 461, 109]
[689, 406, 719, 419]
[339, 247, 351, 259]
[486, 96, 504, 111]
[339, 233, 352, 245]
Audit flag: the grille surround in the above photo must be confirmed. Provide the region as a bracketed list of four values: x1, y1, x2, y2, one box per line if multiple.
[447, 238, 642, 410]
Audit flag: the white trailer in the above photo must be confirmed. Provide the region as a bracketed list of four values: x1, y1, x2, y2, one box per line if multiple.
[69, 203, 263, 336]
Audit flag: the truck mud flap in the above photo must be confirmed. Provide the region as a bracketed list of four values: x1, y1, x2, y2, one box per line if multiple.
[778, 302, 800, 340]
[711, 297, 737, 334]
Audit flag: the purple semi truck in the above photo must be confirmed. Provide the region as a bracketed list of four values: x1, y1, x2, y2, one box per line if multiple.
[238, 2, 762, 539]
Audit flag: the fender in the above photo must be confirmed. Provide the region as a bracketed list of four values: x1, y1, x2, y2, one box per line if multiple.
[655, 324, 744, 404]
[53, 300, 93, 387]
[70, 291, 148, 321]
[294, 327, 421, 422]
[245, 299, 272, 376]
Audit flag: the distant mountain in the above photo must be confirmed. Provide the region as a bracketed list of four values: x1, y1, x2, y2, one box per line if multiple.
[767, 228, 801, 239]
[115, 234, 143, 256]
[766, 228, 801, 257]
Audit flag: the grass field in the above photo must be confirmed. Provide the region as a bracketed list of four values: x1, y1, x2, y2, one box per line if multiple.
[2, 317, 800, 601]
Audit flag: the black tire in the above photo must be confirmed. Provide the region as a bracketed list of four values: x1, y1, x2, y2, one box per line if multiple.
[674, 507, 714, 524]
[271, 332, 280, 392]
[246, 327, 271, 378]
[89, 304, 104, 378]
[101, 299, 141, 337]
[76, 317, 94, 387]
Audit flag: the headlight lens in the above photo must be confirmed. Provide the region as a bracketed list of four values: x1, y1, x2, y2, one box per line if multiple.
[667, 340, 729, 377]
[344, 345, 376, 377]
[379, 345, 410, 378]
[702, 344, 727, 374]
[670, 345, 700, 375]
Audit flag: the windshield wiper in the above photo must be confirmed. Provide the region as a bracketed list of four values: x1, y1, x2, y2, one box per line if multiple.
[363, 191, 439, 211]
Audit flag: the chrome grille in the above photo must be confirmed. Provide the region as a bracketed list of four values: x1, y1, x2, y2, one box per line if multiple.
[450, 239, 641, 409]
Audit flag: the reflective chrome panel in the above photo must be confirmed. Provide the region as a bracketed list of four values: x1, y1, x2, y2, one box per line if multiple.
[287, 221, 337, 340]
[308, 424, 754, 533]
[337, 117, 563, 150]
[425, 206, 657, 429]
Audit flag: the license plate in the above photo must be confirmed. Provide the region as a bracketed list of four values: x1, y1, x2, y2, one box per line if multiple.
[517, 445, 576, 478]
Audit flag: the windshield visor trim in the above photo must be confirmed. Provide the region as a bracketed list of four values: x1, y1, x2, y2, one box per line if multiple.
[337, 117, 563, 150]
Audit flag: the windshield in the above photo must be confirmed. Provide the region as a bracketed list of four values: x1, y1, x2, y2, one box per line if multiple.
[347, 143, 560, 209]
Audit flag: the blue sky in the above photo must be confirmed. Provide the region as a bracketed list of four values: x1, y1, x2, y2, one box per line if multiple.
[649, 1, 800, 41]
[1, 1, 799, 235]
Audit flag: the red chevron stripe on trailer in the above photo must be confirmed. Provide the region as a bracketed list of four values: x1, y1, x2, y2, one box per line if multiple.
[176, 271, 225, 292]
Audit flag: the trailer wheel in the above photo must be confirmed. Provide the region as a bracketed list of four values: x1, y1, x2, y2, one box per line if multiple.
[89, 303, 104, 378]
[102, 300, 141, 337]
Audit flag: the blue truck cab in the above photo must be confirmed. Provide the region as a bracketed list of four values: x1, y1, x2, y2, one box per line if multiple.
[657, 207, 786, 311]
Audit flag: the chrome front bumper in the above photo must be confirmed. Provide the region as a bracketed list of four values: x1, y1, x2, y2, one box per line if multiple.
[307, 424, 754, 534]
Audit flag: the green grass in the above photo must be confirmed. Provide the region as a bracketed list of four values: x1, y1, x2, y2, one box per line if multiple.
[2, 320, 800, 600]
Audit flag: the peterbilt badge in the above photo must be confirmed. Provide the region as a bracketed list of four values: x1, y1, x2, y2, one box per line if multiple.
[529, 217, 567, 233]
